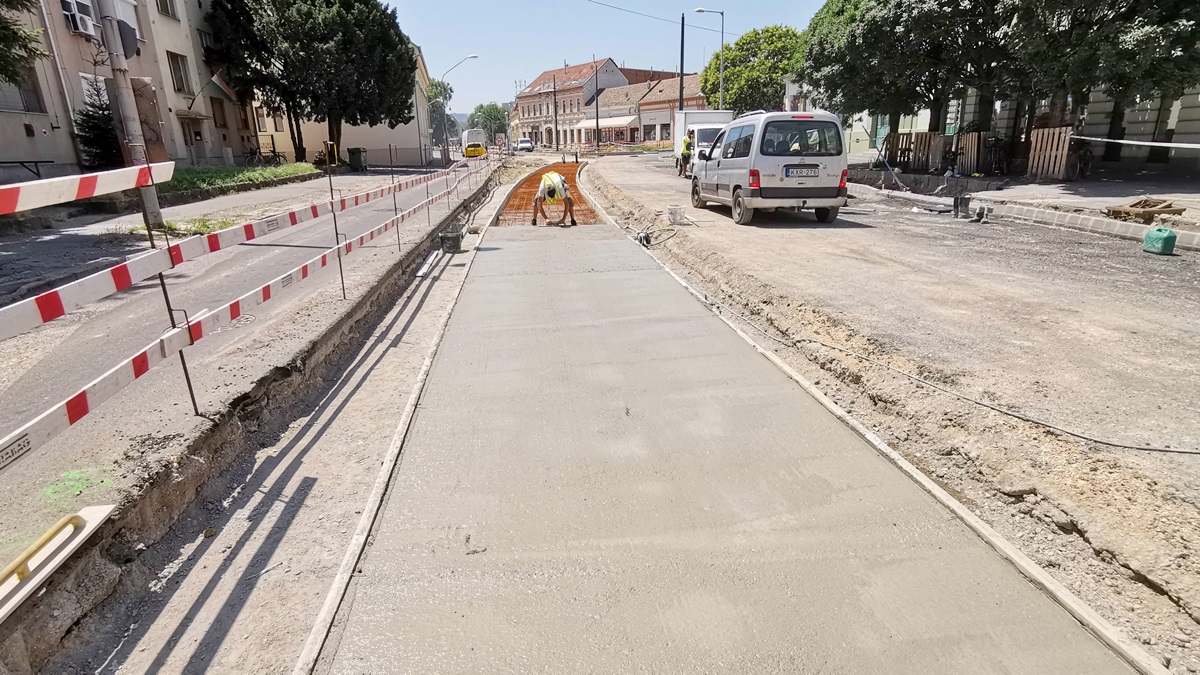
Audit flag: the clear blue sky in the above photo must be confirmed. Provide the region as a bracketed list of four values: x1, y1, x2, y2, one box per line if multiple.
[390, 0, 824, 114]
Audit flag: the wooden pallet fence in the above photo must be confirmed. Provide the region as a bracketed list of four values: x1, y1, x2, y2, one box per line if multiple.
[1027, 126, 1073, 181]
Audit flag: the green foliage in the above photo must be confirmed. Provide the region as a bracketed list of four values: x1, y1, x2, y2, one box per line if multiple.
[430, 99, 457, 145]
[428, 79, 452, 104]
[74, 77, 124, 169]
[0, 0, 46, 85]
[159, 163, 317, 193]
[467, 103, 507, 141]
[701, 25, 804, 114]
[795, 0, 1200, 123]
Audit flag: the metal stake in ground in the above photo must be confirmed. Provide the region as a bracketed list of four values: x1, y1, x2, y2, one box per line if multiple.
[131, 145, 201, 417]
[425, 177, 433, 230]
[388, 144, 401, 253]
[325, 141, 348, 300]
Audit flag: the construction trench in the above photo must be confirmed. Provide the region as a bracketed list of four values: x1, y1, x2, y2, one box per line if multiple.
[494, 161, 600, 226]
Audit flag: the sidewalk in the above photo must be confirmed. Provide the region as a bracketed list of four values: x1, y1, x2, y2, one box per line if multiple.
[974, 170, 1200, 218]
[324, 224, 1133, 672]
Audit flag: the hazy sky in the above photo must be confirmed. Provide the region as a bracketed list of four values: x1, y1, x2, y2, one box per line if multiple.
[391, 0, 824, 114]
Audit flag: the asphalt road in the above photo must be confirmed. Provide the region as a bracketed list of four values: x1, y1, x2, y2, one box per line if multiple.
[324, 224, 1131, 672]
[0, 163, 477, 438]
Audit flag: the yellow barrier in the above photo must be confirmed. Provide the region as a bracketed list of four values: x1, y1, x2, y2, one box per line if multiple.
[1, 514, 83, 584]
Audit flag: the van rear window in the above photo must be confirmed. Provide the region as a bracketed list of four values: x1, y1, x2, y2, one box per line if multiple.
[696, 128, 720, 145]
[761, 120, 843, 156]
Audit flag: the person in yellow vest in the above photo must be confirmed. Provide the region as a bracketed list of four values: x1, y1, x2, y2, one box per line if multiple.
[532, 171, 577, 227]
[678, 128, 696, 177]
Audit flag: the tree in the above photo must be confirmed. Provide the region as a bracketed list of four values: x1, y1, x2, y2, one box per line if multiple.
[791, 0, 877, 118]
[467, 103, 507, 142]
[700, 25, 804, 114]
[997, 0, 1200, 124]
[74, 77, 123, 168]
[430, 99, 457, 146]
[305, 0, 417, 151]
[0, 0, 46, 85]
[428, 79, 452, 105]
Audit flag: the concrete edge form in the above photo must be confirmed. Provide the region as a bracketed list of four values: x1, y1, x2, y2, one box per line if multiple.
[292, 168, 518, 675]
[0, 172, 496, 672]
[575, 163, 1168, 675]
[975, 199, 1200, 252]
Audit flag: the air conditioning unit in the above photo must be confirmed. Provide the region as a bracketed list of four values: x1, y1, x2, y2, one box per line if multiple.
[61, 0, 97, 37]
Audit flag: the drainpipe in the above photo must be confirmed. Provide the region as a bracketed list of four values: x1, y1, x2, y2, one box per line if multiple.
[37, 1, 85, 166]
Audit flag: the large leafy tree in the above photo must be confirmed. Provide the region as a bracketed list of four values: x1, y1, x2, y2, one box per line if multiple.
[792, 0, 878, 119]
[467, 103, 507, 142]
[305, 0, 416, 150]
[0, 0, 45, 85]
[700, 25, 804, 114]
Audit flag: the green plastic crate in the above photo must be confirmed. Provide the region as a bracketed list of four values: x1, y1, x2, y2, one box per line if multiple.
[1143, 227, 1177, 255]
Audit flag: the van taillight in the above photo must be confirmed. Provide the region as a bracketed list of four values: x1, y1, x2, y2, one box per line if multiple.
[749, 169, 761, 189]
[839, 169, 847, 189]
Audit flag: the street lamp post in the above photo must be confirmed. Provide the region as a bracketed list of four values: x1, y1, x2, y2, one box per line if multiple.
[440, 54, 478, 165]
[695, 8, 725, 110]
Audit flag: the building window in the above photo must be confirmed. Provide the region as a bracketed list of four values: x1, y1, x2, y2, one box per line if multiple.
[237, 104, 249, 129]
[156, 0, 177, 18]
[166, 51, 191, 93]
[210, 96, 227, 127]
[255, 106, 267, 132]
[115, 0, 140, 38]
[197, 29, 213, 53]
[0, 69, 46, 113]
[273, 112, 284, 132]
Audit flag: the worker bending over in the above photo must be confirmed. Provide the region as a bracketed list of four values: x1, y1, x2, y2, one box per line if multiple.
[532, 171, 577, 227]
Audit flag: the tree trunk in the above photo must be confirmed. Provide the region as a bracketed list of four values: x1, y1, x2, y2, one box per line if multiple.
[286, 106, 306, 163]
[1103, 99, 1125, 162]
[888, 112, 901, 136]
[1021, 96, 1036, 161]
[1047, 90, 1068, 127]
[976, 92, 994, 132]
[928, 98, 945, 133]
[326, 116, 343, 160]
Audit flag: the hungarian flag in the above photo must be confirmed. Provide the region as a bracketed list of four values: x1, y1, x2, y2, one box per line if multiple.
[208, 69, 238, 101]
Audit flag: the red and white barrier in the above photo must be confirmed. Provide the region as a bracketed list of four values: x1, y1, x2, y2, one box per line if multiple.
[0, 163, 469, 342]
[0, 159, 496, 471]
[0, 163, 176, 216]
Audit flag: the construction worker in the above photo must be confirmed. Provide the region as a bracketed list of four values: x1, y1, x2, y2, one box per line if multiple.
[532, 171, 577, 227]
[679, 129, 696, 177]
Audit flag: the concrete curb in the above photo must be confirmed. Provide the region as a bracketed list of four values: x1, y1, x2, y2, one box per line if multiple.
[975, 199, 1200, 252]
[848, 182, 953, 211]
[577, 162, 1167, 675]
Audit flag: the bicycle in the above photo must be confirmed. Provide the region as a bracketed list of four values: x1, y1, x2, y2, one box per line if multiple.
[984, 136, 1009, 176]
[243, 146, 285, 167]
[1065, 138, 1093, 181]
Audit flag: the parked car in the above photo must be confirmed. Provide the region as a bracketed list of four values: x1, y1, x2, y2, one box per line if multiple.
[516, 138, 534, 152]
[690, 110, 849, 225]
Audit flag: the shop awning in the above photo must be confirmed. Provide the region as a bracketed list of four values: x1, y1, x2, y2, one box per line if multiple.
[574, 115, 638, 130]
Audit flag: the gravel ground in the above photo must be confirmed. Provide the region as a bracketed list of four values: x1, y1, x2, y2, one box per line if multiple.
[583, 154, 1200, 673]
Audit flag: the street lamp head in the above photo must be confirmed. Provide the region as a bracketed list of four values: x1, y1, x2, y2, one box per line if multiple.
[694, 7, 706, 12]
[467, 54, 479, 59]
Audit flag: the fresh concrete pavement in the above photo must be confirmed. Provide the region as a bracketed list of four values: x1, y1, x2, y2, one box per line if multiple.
[321, 224, 1133, 672]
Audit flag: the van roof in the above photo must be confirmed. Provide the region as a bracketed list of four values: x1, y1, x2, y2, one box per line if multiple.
[732, 110, 840, 122]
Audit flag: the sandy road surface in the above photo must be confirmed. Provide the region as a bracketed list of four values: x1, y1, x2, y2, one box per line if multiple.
[584, 153, 1199, 672]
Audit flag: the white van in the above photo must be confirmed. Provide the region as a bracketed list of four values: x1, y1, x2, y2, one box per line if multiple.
[690, 110, 848, 225]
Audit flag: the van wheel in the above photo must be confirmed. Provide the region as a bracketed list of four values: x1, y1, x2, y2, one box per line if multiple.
[732, 189, 754, 225]
[814, 207, 839, 223]
[691, 180, 707, 208]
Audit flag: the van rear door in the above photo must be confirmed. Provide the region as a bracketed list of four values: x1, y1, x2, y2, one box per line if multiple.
[757, 117, 844, 198]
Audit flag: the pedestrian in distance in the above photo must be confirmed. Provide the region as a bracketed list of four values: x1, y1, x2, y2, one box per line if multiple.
[532, 171, 577, 227]
[679, 129, 695, 177]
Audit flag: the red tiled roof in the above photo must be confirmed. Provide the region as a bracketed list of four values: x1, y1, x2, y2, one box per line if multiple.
[519, 59, 610, 97]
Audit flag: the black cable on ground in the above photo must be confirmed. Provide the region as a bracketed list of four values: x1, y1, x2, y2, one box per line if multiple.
[698, 290, 1196, 456]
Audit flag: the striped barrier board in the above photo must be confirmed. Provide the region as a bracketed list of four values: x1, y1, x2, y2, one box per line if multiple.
[0, 163, 176, 216]
[0, 165, 495, 472]
[0, 163, 470, 343]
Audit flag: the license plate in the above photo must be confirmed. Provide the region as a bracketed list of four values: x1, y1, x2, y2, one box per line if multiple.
[785, 167, 819, 178]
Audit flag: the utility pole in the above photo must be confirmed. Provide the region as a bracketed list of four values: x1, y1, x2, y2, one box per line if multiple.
[96, 0, 164, 229]
[552, 74, 560, 151]
[593, 55, 601, 155]
[678, 14, 685, 115]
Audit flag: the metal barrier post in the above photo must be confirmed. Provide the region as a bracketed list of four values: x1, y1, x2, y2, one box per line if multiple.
[388, 144, 401, 253]
[135, 146, 201, 416]
[325, 141, 348, 300]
